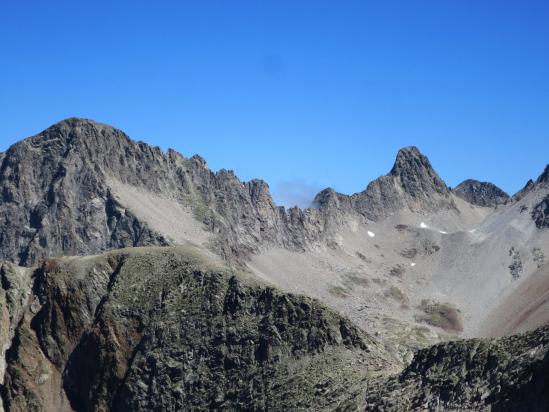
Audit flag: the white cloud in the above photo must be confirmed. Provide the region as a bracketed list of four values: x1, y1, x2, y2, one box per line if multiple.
[272, 178, 323, 209]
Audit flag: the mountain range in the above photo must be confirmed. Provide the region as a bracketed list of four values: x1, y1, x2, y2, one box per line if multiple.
[1, 118, 548, 411]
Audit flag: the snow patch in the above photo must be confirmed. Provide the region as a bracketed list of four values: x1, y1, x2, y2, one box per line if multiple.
[419, 222, 428, 229]
[438, 230, 448, 235]
[410, 262, 417, 267]
[367, 231, 375, 238]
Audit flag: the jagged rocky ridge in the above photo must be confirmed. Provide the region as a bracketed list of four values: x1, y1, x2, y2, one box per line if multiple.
[314, 146, 456, 220]
[0, 118, 462, 267]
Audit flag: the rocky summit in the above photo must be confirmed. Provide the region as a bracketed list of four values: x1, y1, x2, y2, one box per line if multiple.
[1, 118, 549, 411]
[453, 179, 510, 207]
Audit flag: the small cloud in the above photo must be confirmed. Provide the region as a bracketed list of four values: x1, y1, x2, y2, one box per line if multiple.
[272, 178, 322, 209]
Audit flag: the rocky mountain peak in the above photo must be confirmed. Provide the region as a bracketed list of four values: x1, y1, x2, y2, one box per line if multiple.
[389, 146, 449, 197]
[30, 117, 122, 145]
[453, 179, 509, 207]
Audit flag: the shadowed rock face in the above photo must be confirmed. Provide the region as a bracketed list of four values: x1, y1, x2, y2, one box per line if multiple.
[537, 165, 549, 185]
[1, 247, 392, 412]
[454, 179, 509, 207]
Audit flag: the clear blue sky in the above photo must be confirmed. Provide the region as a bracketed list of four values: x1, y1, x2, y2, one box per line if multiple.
[1, 1, 548, 206]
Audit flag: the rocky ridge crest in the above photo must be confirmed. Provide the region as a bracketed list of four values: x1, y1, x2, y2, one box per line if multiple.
[0, 120, 463, 267]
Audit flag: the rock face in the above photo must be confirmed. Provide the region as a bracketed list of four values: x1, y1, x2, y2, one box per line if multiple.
[361, 325, 549, 411]
[0, 119, 171, 266]
[1, 247, 391, 412]
[453, 179, 509, 207]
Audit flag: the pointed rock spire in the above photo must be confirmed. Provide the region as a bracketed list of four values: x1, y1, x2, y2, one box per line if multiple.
[389, 146, 449, 197]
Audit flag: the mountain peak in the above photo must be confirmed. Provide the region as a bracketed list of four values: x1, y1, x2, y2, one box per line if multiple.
[389, 146, 448, 196]
[390, 146, 432, 175]
[19, 118, 137, 159]
[453, 179, 509, 207]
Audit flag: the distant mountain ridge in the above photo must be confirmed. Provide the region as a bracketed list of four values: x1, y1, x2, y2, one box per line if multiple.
[1, 118, 524, 267]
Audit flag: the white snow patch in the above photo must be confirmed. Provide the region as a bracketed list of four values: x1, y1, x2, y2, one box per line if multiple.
[469, 228, 477, 233]
[420, 222, 428, 229]
[367, 231, 375, 238]
[438, 230, 448, 234]
[410, 262, 417, 267]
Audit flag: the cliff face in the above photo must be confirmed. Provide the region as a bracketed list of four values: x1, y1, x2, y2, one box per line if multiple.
[0, 119, 170, 265]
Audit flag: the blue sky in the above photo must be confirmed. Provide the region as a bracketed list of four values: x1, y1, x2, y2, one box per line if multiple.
[1, 1, 548, 206]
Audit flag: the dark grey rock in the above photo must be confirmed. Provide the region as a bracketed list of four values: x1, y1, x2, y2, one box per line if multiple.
[361, 324, 549, 411]
[454, 179, 509, 207]
[532, 194, 549, 229]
